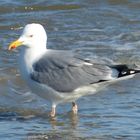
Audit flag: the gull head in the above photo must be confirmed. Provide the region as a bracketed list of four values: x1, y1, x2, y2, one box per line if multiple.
[9, 23, 47, 50]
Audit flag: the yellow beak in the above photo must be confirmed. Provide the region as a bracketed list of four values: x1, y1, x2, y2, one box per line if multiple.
[8, 40, 23, 50]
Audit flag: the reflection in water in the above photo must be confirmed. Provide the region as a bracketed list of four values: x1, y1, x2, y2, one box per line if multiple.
[68, 112, 79, 129]
[26, 113, 79, 140]
[49, 112, 79, 129]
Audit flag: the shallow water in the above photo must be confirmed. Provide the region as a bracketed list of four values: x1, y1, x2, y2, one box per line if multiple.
[0, 0, 140, 139]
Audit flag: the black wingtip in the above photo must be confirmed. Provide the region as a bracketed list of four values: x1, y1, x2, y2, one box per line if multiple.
[118, 69, 140, 77]
[112, 64, 140, 78]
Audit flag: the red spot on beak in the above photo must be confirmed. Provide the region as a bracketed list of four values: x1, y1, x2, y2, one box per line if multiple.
[10, 45, 16, 50]
[8, 40, 23, 50]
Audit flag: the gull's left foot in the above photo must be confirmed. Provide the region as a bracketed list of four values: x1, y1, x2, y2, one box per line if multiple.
[49, 105, 56, 118]
[72, 102, 78, 114]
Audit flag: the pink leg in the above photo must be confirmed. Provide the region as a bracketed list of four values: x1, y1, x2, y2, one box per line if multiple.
[50, 105, 56, 117]
[72, 102, 78, 114]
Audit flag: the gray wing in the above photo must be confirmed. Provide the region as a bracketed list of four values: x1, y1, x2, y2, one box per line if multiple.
[30, 50, 119, 92]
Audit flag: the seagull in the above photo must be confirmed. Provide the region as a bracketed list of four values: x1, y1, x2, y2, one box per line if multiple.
[8, 23, 140, 117]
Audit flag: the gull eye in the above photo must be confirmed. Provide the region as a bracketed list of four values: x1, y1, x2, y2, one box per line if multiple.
[29, 35, 33, 38]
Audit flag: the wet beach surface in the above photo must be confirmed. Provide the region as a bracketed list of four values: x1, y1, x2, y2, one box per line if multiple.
[0, 0, 140, 139]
